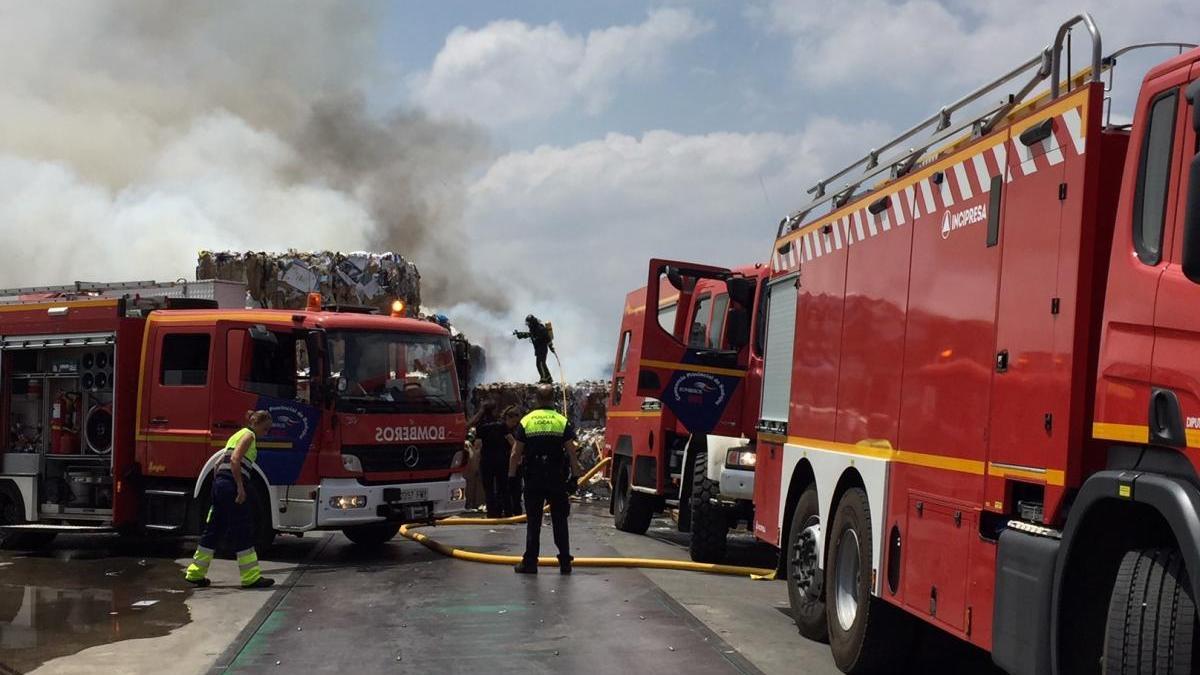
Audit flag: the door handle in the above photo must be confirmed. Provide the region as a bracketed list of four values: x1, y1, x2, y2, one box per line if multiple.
[213, 421, 239, 430]
[149, 417, 169, 426]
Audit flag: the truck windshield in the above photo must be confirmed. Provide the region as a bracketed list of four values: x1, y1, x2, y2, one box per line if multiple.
[327, 331, 461, 413]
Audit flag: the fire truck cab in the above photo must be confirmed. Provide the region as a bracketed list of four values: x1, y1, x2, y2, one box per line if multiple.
[0, 290, 467, 551]
[608, 262, 768, 562]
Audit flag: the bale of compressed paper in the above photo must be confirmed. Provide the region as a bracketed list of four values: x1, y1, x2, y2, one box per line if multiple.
[468, 381, 610, 430]
[196, 250, 421, 314]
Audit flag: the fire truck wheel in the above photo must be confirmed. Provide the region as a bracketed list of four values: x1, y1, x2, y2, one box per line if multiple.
[612, 462, 653, 534]
[342, 522, 402, 547]
[1104, 547, 1197, 675]
[825, 487, 912, 674]
[0, 492, 56, 551]
[787, 484, 828, 642]
[688, 447, 728, 563]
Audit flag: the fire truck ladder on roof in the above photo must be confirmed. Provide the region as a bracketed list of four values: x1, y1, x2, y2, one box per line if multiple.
[0, 280, 162, 297]
[780, 12, 1195, 235]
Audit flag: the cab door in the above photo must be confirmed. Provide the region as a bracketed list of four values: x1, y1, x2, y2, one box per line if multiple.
[637, 259, 757, 436]
[212, 321, 321, 487]
[1149, 70, 1200, 450]
[142, 326, 214, 479]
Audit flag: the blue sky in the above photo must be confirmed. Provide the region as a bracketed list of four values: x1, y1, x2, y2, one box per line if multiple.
[378, 0, 1197, 378]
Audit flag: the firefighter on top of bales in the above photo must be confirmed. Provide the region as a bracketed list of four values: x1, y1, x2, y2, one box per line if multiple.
[514, 314, 555, 384]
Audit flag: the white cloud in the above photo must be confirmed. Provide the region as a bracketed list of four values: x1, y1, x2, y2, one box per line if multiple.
[459, 118, 889, 379]
[412, 9, 712, 125]
[754, 0, 1198, 94]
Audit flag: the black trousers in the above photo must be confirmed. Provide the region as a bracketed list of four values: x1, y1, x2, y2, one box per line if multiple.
[199, 472, 253, 552]
[480, 463, 513, 518]
[522, 481, 570, 564]
[534, 346, 552, 383]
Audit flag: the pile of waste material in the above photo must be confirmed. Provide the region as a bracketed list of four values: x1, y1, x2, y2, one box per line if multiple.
[197, 250, 420, 314]
[468, 381, 610, 429]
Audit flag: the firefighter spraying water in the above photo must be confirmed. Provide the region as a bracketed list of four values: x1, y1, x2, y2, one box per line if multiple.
[513, 315, 555, 384]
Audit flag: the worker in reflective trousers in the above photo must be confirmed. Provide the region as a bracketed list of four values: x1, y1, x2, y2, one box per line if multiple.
[510, 385, 583, 575]
[184, 410, 275, 589]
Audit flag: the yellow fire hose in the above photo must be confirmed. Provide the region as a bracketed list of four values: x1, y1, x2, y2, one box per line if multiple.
[398, 456, 777, 578]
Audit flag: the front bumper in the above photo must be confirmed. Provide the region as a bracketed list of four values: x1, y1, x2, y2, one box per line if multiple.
[719, 466, 755, 502]
[315, 474, 467, 528]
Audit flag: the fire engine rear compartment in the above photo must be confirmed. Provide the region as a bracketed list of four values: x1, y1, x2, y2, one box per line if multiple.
[1, 335, 117, 522]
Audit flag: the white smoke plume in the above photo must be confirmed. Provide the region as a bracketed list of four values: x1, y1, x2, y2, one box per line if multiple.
[0, 2, 502, 310]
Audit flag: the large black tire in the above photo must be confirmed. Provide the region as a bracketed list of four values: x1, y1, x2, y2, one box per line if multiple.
[612, 462, 653, 534]
[0, 491, 56, 551]
[787, 484, 828, 642]
[825, 487, 913, 673]
[343, 522, 401, 547]
[1104, 548, 1197, 674]
[688, 445, 728, 563]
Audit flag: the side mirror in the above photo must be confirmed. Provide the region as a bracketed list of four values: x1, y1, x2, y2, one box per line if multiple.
[726, 307, 751, 351]
[727, 277, 756, 308]
[665, 266, 698, 293]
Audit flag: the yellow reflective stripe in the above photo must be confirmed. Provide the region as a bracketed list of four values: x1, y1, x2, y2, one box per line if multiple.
[639, 358, 746, 378]
[786, 435, 986, 476]
[606, 411, 662, 418]
[1092, 422, 1148, 444]
[236, 550, 258, 565]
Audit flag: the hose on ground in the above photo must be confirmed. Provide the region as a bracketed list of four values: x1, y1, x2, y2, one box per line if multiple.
[398, 456, 777, 579]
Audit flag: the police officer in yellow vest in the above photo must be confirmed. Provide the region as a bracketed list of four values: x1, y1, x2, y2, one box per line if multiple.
[510, 385, 583, 574]
[184, 410, 275, 589]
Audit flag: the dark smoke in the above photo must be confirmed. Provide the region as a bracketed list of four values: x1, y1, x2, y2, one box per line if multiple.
[0, 1, 506, 312]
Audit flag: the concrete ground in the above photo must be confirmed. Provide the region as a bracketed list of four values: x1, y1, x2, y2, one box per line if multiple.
[0, 505, 1000, 675]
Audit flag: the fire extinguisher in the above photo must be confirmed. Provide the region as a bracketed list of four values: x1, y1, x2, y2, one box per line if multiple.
[50, 392, 81, 455]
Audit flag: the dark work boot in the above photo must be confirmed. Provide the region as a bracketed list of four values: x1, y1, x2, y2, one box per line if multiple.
[514, 560, 538, 574]
[242, 577, 275, 589]
[559, 555, 573, 575]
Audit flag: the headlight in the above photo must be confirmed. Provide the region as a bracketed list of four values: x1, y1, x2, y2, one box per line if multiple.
[450, 487, 466, 502]
[450, 451, 465, 469]
[725, 449, 757, 469]
[329, 495, 367, 509]
[342, 454, 362, 473]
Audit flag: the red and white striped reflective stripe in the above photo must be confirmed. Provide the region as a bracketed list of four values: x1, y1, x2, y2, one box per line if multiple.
[771, 102, 1086, 273]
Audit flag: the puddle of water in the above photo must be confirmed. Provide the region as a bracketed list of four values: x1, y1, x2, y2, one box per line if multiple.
[0, 555, 192, 672]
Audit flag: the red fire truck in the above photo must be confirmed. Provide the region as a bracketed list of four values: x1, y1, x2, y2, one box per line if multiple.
[0, 284, 467, 552]
[637, 15, 1200, 675]
[605, 264, 768, 562]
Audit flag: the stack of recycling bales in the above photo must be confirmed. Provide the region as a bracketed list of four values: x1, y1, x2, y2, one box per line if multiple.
[197, 250, 421, 314]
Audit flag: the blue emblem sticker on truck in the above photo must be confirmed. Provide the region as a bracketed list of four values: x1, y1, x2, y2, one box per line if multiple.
[662, 370, 740, 434]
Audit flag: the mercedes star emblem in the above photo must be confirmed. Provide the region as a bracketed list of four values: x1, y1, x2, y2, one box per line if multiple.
[403, 445, 421, 468]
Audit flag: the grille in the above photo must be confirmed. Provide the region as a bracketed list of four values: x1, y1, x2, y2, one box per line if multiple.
[344, 444, 459, 473]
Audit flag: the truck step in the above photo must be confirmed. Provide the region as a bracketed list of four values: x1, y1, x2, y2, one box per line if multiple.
[1, 523, 114, 533]
[143, 524, 182, 532]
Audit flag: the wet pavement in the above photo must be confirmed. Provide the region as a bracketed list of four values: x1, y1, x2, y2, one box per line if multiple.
[0, 539, 195, 673]
[0, 505, 1001, 674]
[219, 510, 762, 674]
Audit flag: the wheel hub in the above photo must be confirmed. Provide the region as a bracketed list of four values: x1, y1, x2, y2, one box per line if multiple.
[790, 520, 822, 601]
[834, 528, 861, 631]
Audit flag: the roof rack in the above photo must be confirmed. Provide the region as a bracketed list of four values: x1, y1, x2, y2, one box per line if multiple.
[783, 13, 1104, 234]
[781, 14, 1198, 237]
[0, 280, 161, 296]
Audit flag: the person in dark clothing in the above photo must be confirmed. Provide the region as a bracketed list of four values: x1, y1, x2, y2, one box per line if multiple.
[514, 315, 555, 384]
[475, 406, 523, 518]
[510, 385, 582, 575]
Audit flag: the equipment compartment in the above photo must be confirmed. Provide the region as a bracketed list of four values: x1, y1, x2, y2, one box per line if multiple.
[1, 339, 117, 515]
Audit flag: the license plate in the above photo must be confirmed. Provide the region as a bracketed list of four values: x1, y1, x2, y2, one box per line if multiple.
[384, 487, 428, 504]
